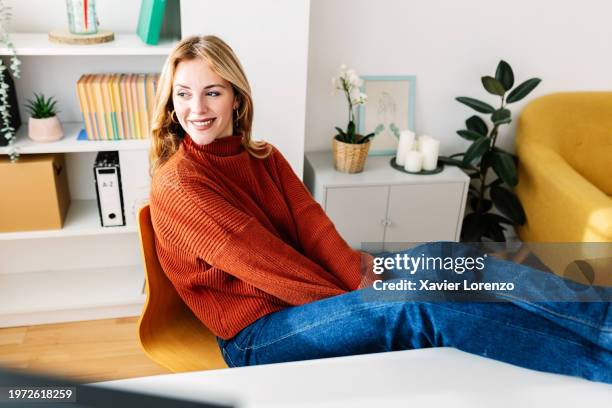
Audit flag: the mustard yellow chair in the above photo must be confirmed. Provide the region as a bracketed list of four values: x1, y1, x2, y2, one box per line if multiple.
[514, 92, 612, 286]
[515, 92, 612, 242]
[136, 204, 228, 372]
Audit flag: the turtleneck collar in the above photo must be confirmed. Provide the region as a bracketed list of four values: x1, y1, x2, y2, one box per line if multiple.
[182, 133, 245, 158]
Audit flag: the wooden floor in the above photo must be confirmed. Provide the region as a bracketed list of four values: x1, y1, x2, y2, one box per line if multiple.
[0, 317, 170, 383]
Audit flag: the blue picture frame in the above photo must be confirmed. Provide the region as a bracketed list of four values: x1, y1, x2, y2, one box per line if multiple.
[357, 75, 416, 156]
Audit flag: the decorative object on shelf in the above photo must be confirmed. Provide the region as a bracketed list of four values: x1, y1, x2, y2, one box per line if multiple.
[0, 153, 71, 233]
[25, 93, 64, 142]
[0, 0, 22, 162]
[395, 129, 415, 166]
[419, 135, 440, 171]
[48, 0, 114, 45]
[390, 133, 444, 175]
[331, 64, 376, 173]
[438, 60, 541, 242]
[94, 150, 126, 227]
[48, 28, 114, 45]
[66, 0, 99, 34]
[76, 73, 160, 140]
[137, 0, 167, 45]
[357, 75, 416, 156]
[390, 155, 444, 175]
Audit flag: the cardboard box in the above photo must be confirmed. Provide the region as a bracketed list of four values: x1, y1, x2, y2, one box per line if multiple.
[0, 153, 71, 233]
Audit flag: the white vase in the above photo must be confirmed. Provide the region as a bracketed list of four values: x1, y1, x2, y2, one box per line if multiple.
[28, 116, 64, 142]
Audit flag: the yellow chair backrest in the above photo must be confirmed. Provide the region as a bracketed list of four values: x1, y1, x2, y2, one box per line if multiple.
[136, 204, 228, 372]
[517, 92, 612, 195]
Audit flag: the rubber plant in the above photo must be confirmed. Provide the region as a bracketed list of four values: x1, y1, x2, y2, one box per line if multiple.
[439, 60, 541, 242]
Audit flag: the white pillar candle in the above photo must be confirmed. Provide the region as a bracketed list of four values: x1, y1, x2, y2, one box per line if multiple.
[404, 150, 423, 172]
[419, 136, 440, 171]
[413, 135, 428, 152]
[395, 130, 415, 165]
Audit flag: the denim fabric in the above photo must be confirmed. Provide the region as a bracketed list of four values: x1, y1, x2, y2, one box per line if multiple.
[216, 242, 612, 383]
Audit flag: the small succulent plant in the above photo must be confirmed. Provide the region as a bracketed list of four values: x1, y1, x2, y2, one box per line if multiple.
[25, 93, 59, 119]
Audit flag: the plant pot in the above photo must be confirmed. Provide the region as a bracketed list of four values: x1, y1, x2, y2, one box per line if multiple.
[28, 116, 64, 142]
[332, 135, 371, 173]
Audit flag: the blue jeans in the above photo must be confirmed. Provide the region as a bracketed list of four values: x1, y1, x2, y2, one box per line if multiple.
[216, 242, 612, 383]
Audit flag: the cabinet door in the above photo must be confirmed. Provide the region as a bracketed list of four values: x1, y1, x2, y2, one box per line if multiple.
[325, 185, 389, 250]
[384, 183, 465, 245]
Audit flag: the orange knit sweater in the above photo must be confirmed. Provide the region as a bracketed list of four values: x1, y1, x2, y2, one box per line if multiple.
[150, 134, 372, 340]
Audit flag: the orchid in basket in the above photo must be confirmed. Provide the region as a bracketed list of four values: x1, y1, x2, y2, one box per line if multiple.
[332, 65, 376, 144]
[0, 0, 21, 162]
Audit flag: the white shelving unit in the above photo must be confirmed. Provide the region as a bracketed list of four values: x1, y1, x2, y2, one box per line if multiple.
[0, 33, 177, 328]
[0, 33, 177, 56]
[0, 122, 150, 154]
[0, 200, 137, 241]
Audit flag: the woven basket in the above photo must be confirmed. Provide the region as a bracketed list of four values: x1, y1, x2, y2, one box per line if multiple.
[332, 136, 371, 173]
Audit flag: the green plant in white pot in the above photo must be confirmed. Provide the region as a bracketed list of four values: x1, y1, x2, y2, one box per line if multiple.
[25, 93, 64, 142]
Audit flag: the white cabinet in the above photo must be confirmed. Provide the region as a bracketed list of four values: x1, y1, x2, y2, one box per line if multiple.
[0, 34, 178, 328]
[304, 151, 470, 251]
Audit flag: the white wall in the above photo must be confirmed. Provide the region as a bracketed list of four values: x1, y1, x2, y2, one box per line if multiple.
[181, 0, 311, 176]
[306, 0, 612, 155]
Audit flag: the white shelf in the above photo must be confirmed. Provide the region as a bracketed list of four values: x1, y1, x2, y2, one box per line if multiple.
[0, 199, 137, 241]
[0, 265, 146, 328]
[0, 122, 150, 154]
[0, 33, 178, 56]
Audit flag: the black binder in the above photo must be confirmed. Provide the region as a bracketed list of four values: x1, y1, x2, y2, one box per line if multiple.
[93, 151, 125, 227]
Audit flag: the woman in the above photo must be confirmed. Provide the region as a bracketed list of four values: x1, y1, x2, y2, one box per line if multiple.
[149, 35, 612, 383]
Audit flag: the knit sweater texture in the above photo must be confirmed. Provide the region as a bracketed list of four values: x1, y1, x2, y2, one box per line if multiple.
[150, 134, 372, 340]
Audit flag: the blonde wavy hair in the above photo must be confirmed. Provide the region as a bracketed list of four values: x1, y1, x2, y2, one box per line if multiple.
[149, 35, 271, 175]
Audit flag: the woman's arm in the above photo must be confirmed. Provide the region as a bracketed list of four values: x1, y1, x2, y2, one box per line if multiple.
[150, 174, 352, 305]
[271, 148, 373, 290]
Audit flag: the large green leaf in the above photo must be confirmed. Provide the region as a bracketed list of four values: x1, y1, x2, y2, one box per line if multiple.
[466, 115, 488, 136]
[490, 186, 526, 224]
[456, 97, 496, 114]
[347, 120, 356, 138]
[506, 78, 542, 103]
[438, 155, 477, 171]
[481, 76, 506, 96]
[495, 60, 514, 91]
[491, 108, 511, 125]
[482, 217, 507, 242]
[470, 197, 492, 213]
[461, 213, 487, 242]
[457, 129, 482, 141]
[491, 150, 518, 186]
[493, 146, 518, 166]
[462, 137, 490, 165]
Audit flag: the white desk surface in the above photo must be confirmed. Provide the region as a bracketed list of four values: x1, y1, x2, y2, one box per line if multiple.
[93, 348, 612, 408]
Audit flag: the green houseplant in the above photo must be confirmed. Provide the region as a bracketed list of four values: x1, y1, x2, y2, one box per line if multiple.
[439, 60, 541, 242]
[331, 64, 377, 173]
[25, 93, 64, 142]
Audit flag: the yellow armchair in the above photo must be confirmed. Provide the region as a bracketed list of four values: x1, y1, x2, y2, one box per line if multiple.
[515, 92, 612, 242]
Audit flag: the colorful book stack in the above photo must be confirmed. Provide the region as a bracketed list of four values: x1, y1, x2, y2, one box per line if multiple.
[76, 73, 160, 141]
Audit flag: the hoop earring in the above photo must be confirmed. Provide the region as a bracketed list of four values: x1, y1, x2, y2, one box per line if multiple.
[170, 109, 179, 124]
